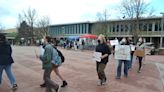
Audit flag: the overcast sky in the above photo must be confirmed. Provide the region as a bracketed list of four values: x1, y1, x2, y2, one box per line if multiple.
[0, 0, 164, 29]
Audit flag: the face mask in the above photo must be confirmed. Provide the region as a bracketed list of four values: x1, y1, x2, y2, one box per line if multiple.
[97, 40, 101, 44]
[122, 39, 126, 43]
[139, 38, 142, 42]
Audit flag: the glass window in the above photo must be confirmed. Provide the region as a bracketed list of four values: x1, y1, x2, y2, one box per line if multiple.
[155, 22, 158, 31]
[143, 23, 147, 31]
[116, 24, 119, 32]
[139, 23, 143, 31]
[125, 25, 128, 32]
[120, 24, 123, 32]
[112, 25, 115, 32]
[148, 23, 152, 31]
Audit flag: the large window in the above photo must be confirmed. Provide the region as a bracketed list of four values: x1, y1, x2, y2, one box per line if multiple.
[112, 24, 115, 32]
[116, 24, 119, 32]
[125, 25, 128, 32]
[120, 24, 123, 32]
[155, 22, 159, 31]
[139, 23, 143, 31]
[148, 23, 152, 31]
[143, 23, 147, 31]
[80, 24, 82, 34]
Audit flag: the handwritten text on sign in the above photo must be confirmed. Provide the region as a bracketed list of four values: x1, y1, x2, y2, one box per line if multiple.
[114, 45, 131, 60]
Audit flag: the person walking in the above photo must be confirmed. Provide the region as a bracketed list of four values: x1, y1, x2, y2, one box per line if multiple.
[116, 38, 130, 79]
[51, 39, 68, 88]
[134, 37, 145, 73]
[0, 33, 18, 90]
[127, 37, 135, 70]
[39, 36, 60, 92]
[95, 34, 111, 85]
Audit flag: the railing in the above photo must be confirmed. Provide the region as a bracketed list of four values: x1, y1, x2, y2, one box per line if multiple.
[108, 31, 164, 37]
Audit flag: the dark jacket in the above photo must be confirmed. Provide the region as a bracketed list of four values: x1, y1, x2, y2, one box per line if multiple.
[0, 42, 14, 65]
[96, 43, 111, 64]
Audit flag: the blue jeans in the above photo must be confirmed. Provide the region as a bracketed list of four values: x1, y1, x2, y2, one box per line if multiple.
[128, 55, 133, 69]
[117, 60, 128, 77]
[0, 65, 16, 85]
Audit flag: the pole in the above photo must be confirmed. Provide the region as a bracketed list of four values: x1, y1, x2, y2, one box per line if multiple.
[160, 13, 164, 48]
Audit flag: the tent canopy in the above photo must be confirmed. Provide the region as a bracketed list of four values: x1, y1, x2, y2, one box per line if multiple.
[80, 34, 97, 39]
[67, 36, 80, 40]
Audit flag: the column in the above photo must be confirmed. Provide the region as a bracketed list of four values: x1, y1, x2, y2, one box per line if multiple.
[160, 37, 163, 47]
[150, 37, 152, 42]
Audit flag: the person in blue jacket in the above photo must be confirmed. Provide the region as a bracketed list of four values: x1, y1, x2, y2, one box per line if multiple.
[0, 33, 18, 89]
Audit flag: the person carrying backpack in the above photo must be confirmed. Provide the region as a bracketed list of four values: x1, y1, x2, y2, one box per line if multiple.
[51, 39, 68, 87]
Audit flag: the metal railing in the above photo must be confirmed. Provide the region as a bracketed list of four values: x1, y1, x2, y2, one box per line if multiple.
[108, 31, 164, 37]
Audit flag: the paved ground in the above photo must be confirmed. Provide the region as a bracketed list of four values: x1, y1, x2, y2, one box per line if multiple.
[0, 46, 164, 92]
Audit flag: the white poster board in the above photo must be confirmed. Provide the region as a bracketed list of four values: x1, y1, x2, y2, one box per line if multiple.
[93, 52, 102, 62]
[114, 45, 131, 60]
[110, 40, 119, 46]
[130, 45, 136, 51]
[40, 46, 45, 56]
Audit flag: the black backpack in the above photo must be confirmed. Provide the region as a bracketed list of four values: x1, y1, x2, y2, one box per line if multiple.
[56, 48, 65, 63]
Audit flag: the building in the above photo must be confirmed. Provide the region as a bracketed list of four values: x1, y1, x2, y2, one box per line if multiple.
[49, 22, 92, 38]
[1, 28, 17, 45]
[49, 17, 164, 48]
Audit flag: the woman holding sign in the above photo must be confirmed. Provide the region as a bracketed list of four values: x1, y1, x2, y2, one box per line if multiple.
[95, 34, 111, 86]
[134, 37, 145, 73]
[116, 38, 130, 79]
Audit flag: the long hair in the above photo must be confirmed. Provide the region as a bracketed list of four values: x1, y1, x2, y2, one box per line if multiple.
[98, 34, 106, 44]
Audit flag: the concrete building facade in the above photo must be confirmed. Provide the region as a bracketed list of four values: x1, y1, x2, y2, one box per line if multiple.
[49, 17, 164, 48]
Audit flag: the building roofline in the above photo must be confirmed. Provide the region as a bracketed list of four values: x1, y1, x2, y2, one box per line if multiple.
[49, 21, 91, 27]
[49, 16, 162, 27]
[106, 17, 162, 22]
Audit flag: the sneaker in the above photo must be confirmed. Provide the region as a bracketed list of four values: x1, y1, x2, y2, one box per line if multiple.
[138, 70, 141, 73]
[97, 80, 102, 86]
[101, 81, 106, 85]
[56, 85, 61, 92]
[101, 79, 107, 85]
[61, 81, 68, 87]
[40, 83, 46, 87]
[11, 84, 18, 90]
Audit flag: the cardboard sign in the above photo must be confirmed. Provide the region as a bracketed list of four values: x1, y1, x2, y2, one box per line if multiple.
[115, 45, 131, 60]
[134, 50, 145, 57]
[93, 52, 102, 62]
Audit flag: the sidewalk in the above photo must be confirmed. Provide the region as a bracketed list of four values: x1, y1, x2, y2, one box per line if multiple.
[0, 46, 164, 92]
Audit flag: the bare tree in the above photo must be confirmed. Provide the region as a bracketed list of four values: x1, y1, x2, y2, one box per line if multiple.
[120, 0, 153, 43]
[36, 16, 50, 39]
[24, 8, 37, 44]
[93, 9, 110, 36]
[17, 8, 37, 44]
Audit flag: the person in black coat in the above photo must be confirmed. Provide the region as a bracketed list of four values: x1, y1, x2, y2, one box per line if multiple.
[0, 33, 18, 89]
[95, 34, 111, 86]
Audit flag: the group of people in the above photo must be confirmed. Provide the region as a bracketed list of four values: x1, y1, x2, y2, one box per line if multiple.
[115, 37, 145, 79]
[0, 33, 146, 91]
[94, 34, 146, 85]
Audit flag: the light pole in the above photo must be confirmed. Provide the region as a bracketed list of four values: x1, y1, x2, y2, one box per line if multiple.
[160, 12, 164, 47]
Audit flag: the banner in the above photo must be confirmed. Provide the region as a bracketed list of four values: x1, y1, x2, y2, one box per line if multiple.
[114, 45, 131, 60]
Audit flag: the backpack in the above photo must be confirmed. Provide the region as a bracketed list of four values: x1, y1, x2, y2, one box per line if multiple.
[56, 48, 65, 63]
